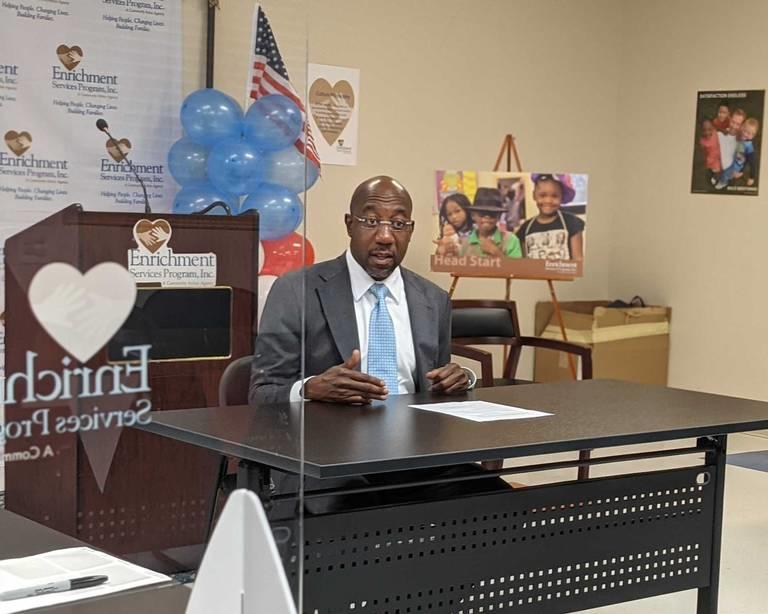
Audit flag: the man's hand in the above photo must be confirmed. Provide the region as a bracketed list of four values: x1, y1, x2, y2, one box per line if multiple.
[426, 363, 469, 394]
[303, 350, 388, 404]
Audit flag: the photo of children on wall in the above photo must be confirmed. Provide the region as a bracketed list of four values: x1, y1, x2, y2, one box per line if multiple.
[432, 171, 588, 279]
[691, 90, 764, 196]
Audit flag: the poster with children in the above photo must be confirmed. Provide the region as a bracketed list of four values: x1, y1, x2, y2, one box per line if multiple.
[691, 90, 764, 196]
[432, 171, 588, 279]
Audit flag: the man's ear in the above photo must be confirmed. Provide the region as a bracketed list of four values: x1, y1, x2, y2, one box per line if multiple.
[344, 213, 352, 237]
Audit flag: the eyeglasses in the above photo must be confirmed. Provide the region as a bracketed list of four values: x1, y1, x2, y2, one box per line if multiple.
[352, 215, 415, 232]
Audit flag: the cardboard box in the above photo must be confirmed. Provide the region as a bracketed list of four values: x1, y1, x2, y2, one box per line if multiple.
[533, 301, 671, 385]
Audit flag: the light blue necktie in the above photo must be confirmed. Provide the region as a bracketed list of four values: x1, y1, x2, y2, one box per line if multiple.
[367, 283, 399, 393]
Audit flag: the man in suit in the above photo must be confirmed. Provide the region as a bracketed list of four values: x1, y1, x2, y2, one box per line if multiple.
[250, 175, 474, 405]
[250, 176, 503, 515]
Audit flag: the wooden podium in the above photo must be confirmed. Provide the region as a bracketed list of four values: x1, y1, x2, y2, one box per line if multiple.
[3, 204, 258, 570]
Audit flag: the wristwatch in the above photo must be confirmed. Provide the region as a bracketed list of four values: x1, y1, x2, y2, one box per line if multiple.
[461, 367, 478, 390]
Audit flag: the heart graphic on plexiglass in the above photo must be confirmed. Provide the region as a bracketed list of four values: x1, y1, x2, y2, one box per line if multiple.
[29, 262, 137, 363]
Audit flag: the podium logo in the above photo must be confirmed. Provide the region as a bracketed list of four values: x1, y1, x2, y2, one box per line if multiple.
[128, 219, 217, 287]
[4, 130, 32, 157]
[106, 137, 131, 162]
[56, 44, 84, 71]
[133, 219, 172, 254]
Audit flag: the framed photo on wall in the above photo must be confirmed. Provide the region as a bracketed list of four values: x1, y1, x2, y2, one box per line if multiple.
[691, 90, 765, 196]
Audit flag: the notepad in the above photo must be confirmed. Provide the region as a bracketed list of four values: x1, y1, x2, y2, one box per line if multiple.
[410, 401, 552, 422]
[0, 547, 170, 613]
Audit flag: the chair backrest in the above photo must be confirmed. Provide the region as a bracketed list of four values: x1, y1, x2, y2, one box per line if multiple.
[451, 299, 522, 379]
[218, 355, 253, 406]
[450, 299, 521, 341]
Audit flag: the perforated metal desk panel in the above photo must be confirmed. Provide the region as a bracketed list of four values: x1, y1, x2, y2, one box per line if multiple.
[141, 380, 768, 613]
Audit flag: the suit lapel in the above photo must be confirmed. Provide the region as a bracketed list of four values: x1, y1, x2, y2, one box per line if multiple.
[402, 269, 437, 391]
[317, 255, 360, 362]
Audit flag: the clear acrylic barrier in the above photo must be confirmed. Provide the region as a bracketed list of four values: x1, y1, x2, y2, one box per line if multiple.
[0, 0, 309, 609]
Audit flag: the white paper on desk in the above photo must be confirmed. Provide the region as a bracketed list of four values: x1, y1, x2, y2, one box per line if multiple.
[410, 401, 552, 422]
[0, 547, 170, 613]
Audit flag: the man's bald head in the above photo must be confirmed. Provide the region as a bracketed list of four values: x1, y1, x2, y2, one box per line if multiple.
[345, 176, 415, 280]
[349, 176, 413, 216]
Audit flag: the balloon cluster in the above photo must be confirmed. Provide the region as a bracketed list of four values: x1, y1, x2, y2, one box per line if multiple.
[167, 88, 318, 314]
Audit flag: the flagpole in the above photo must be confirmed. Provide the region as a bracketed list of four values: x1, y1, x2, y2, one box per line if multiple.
[206, 0, 218, 88]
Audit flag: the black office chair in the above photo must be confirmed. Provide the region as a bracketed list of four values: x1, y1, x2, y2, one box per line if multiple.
[206, 355, 253, 539]
[450, 299, 594, 478]
[218, 355, 253, 406]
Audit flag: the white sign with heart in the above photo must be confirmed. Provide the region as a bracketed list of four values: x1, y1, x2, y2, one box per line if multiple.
[307, 63, 360, 166]
[29, 262, 137, 363]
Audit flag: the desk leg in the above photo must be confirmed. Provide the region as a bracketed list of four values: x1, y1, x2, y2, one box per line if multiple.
[697, 434, 727, 614]
[237, 460, 272, 503]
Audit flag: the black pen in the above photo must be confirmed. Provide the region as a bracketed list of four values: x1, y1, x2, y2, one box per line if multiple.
[0, 575, 109, 601]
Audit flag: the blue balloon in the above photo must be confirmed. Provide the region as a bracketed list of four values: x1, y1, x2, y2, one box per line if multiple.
[172, 183, 238, 216]
[181, 89, 243, 146]
[264, 146, 320, 192]
[240, 183, 303, 239]
[207, 138, 265, 196]
[168, 137, 209, 186]
[243, 94, 302, 151]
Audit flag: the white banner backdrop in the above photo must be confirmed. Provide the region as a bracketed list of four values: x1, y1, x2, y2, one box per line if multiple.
[0, 0, 182, 220]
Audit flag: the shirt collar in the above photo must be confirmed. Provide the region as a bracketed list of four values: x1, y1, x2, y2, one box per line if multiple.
[345, 249, 404, 304]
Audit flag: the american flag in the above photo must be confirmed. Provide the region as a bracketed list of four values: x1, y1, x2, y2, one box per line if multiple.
[248, 5, 321, 168]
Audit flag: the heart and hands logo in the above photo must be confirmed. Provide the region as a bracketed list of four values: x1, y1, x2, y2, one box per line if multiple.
[25, 263, 143, 493]
[309, 78, 355, 146]
[28, 263, 137, 363]
[56, 44, 84, 71]
[4, 130, 32, 156]
[106, 137, 131, 162]
[133, 219, 172, 254]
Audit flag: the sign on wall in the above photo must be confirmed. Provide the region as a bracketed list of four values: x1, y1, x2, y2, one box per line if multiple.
[431, 170, 589, 279]
[691, 90, 765, 196]
[307, 63, 360, 166]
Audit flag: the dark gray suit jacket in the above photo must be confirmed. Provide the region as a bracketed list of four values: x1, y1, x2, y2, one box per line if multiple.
[249, 254, 452, 405]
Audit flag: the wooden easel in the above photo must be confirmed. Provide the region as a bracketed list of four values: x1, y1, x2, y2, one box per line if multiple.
[447, 135, 578, 379]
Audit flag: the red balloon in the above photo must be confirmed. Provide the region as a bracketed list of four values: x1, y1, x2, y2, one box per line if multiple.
[261, 233, 315, 276]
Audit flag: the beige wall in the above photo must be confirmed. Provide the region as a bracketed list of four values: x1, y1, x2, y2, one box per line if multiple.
[207, 1, 763, 394]
[610, 0, 768, 399]
[208, 0, 625, 377]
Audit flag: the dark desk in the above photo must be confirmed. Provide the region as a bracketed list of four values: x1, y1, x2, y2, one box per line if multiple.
[140, 380, 768, 614]
[0, 511, 189, 613]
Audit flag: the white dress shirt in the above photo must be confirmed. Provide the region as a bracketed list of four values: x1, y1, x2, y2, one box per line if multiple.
[289, 250, 417, 401]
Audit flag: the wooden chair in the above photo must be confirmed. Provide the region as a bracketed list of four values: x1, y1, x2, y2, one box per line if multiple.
[451, 299, 593, 384]
[451, 344, 495, 387]
[450, 299, 594, 478]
